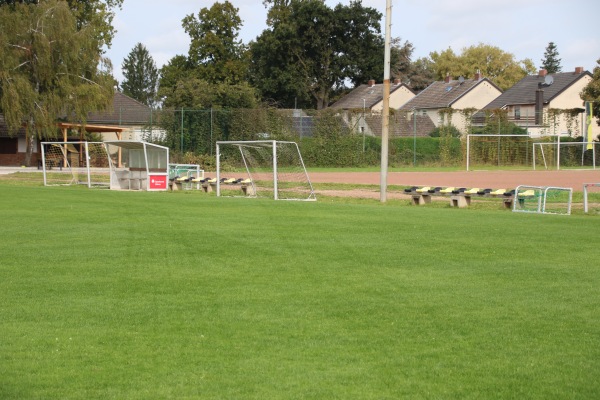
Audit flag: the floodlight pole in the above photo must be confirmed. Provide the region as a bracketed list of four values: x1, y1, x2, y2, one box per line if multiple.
[380, 0, 392, 203]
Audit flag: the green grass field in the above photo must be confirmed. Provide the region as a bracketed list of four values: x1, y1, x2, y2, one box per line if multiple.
[1, 182, 599, 399]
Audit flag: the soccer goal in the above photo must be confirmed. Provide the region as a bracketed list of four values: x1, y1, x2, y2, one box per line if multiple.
[533, 141, 598, 170]
[466, 134, 540, 170]
[216, 140, 316, 201]
[583, 183, 600, 214]
[41, 141, 109, 187]
[513, 185, 572, 215]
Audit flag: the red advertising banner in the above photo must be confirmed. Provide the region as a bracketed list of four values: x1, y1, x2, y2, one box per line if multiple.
[149, 174, 168, 190]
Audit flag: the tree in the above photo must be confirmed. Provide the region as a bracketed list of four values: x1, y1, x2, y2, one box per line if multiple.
[161, 78, 257, 109]
[541, 42, 562, 73]
[0, 0, 114, 165]
[405, 57, 435, 92]
[251, 0, 384, 109]
[581, 58, 600, 127]
[181, 1, 248, 84]
[121, 43, 159, 107]
[158, 1, 253, 109]
[0, 0, 123, 49]
[429, 43, 536, 90]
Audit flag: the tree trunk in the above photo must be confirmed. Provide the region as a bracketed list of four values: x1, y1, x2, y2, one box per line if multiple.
[24, 128, 34, 167]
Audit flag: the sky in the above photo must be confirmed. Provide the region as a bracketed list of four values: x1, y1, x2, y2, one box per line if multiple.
[104, 0, 600, 85]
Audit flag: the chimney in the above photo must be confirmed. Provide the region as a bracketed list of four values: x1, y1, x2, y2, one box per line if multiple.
[444, 73, 451, 83]
[393, 78, 401, 86]
[575, 67, 584, 74]
[538, 69, 547, 77]
[535, 89, 544, 125]
[474, 69, 482, 81]
[368, 79, 376, 87]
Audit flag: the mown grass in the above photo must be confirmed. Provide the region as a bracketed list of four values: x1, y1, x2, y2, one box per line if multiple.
[1, 182, 599, 399]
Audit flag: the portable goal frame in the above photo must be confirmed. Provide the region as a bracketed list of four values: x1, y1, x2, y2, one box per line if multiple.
[216, 140, 316, 201]
[41, 141, 109, 188]
[513, 185, 572, 215]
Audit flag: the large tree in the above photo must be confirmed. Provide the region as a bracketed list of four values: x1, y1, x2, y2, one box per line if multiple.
[429, 44, 536, 90]
[181, 0, 248, 84]
[121, 43, 159, 107]
[0, 0, 123, 49]
[252, 0, 385, 109]
[541, 42, 562, 73]
[159, 1, 254, 109]
[0, 0, 114, 165]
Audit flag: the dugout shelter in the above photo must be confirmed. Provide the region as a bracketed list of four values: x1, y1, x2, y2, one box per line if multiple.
[104, 140, 169, 191]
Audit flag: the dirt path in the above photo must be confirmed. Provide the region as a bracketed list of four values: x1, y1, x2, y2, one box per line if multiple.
[309, 170, 600, 191]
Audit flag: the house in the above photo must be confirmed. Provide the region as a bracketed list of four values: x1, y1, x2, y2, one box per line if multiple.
[399, 71, 503, 135]
[330, 79, 416, 137]
[85, 92, 156, 141]
[0, 92, 153, 166]
[477, 67, 597, 138]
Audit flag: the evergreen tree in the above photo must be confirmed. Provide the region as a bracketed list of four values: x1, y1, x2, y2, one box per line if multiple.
[541, 42, 562, 73]
[121, 43, 159, 107]
[0, 0, 114, 166]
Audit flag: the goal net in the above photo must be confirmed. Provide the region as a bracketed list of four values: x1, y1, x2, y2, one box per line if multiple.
[533, 141, 598, 170]
[466, 134, 542, 170]
[216, 140, 316, 201]
[41, 142, 109, 187]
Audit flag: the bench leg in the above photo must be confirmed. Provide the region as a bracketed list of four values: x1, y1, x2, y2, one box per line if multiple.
[412, 195, 431, 205]
[450, 195, 471, 208]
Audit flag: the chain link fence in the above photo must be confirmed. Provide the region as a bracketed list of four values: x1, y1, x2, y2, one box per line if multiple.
[119, 107, 593, 169]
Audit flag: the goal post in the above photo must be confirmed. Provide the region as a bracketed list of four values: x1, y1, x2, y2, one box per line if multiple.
[216, 140, 316, 201]
[41, 141, 110, 188]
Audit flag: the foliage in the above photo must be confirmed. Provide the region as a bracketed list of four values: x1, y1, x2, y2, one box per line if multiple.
[159, 1, 252, 109]
[471, 110, 528, 135]
[0, 0, 123, 49]
[429, 43, 536, 90]
[429, 125, 462, 138]
[581, 58, 600, 127]
[0, 0, 114, 165]
[159, 78, 257, 110]
[405, 56, 436, 92]
[251, 0, 384, 109]
[120, 43, 159, 107]
[181, 0, 248, 84]
[541, 42, 562, 73]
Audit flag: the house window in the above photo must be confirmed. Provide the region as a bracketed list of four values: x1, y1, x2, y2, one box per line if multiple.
[0, 138, 18, 154]
[514, 106, 521, 120]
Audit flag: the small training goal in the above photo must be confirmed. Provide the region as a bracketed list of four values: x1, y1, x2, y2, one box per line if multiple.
[512, 185, 573, 215]
[216, 140, 316, 201]
[41, 141, 109, 187]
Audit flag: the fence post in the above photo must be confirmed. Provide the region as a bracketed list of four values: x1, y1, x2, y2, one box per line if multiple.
[180, 107, 184, 153]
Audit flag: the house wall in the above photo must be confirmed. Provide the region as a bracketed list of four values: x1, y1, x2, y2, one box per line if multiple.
[424, 81, 502, 134]
[372, 86, 415, 112]
[544, 76, 599, 139]
[453, 81, 502, 110]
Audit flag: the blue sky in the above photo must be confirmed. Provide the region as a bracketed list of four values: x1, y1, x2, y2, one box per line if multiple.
[105, 0, 600, 85]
